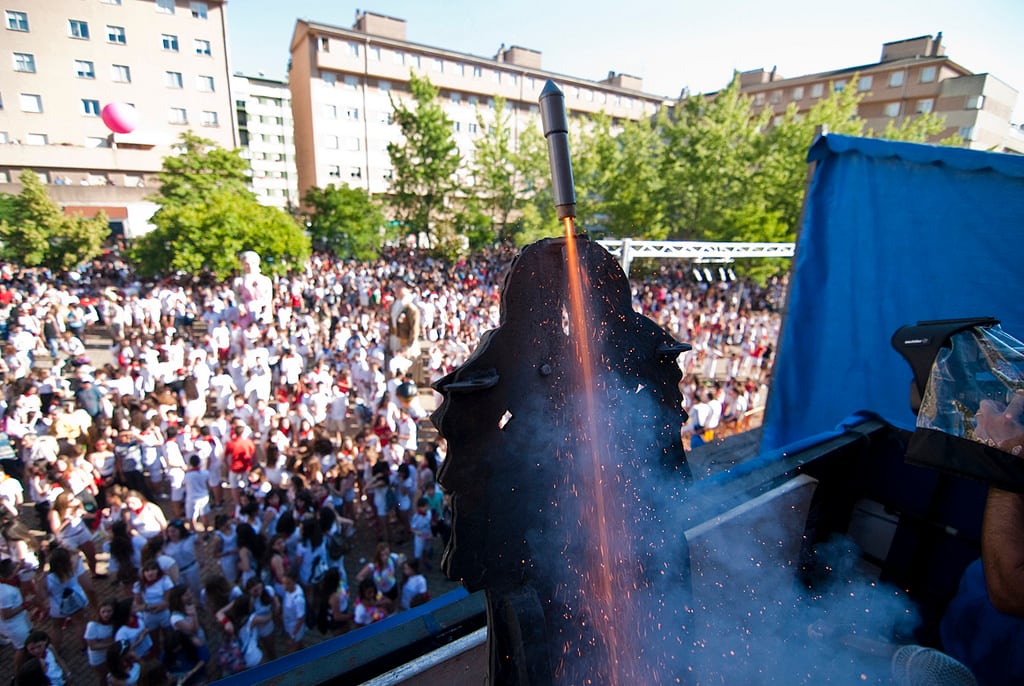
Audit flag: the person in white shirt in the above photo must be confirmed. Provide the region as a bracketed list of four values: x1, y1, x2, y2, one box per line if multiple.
[0, 558, 33, 671]
[400, 558, 428, 611]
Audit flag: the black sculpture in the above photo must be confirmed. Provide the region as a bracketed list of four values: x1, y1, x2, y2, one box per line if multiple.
[433, 235, 693, 685]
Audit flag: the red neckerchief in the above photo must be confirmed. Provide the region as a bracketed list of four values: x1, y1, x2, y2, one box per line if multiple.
[126, 614, 140, 628]
[0, 577, 20, 589]
[144, 574, 161, 587]
[132, 506, 144, 515]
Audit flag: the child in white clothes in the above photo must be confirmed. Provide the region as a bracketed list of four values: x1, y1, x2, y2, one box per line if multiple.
[280, 574, 306, 651]
[182, 455, 211, 532]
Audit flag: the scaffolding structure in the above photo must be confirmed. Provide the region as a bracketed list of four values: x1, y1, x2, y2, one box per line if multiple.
[596, 239, 795, 276]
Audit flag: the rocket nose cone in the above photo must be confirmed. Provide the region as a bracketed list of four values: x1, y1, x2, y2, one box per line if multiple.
[540, 80, 563, 99]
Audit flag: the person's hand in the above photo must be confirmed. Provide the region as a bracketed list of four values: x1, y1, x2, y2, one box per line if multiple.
[976, 391, 1024, 454]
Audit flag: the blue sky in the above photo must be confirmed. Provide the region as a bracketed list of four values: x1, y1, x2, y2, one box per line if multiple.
[228, 0, 1024, 119]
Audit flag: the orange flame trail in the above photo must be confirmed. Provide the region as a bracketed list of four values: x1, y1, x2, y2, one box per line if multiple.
[562, 216, 623, 684]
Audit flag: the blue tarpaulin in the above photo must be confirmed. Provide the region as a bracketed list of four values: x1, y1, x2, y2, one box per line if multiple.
[762, 134, 1024, 452]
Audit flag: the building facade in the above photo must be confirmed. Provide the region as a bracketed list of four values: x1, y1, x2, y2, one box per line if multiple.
[288, 11, 671, 200]
[232, 73, 299, 211]
[0, 0, 235, 237]
[736, 34, 1020, 153]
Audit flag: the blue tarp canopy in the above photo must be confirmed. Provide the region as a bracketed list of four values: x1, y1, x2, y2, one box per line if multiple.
[762, 133, 1024, 452]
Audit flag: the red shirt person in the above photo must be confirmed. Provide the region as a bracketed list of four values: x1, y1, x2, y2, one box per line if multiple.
[224, 426, 256, 504]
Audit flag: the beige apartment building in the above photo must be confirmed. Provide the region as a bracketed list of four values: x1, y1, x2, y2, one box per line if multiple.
[737, 34, 1020, 153]
[0, 0, 235, 238]
[232, 73, 300, 211]
[288, 11, 671, 200]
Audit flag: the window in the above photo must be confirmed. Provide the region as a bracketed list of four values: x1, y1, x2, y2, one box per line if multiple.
[318, 36, 329, 52]
[169, 107, 188, 124]
[433, 58, 444, 73]
[323, 104, 338, 119]
[753, 93, 765, 106]
[165, 71, 183, 89]
[345, 107, 359, 121]
[456, 63, 465, 77]
[451, 92, 461, 104]
[453, 121, 461, 133]
[161, 34, 179, 51]
[111, 64, 131, 82]
[328, 165, 341, 178]
[810, 83, 824, 98]
[348, 41, 359, 57]
[85, 136, 108, 147]
[527, 77, 536, 90]
[472, 65, 482, 78]
[25, 133, 48, 146]
[379, 79, 390, 91]
[883, 102, 901, 117]
[156, 0, 175, 14]
[107, 25, 126, 44]
[75, 60, 95, 79]
[916, 98, 934, 114]
[409, 54, 420, 69]
[190, 2, 208, 19]
[343, 136, 360, 151]
[393, 50, 404, 65]
[468, 122, 478, 134]
[349, 167, 362, 179]
[20, 93, 42, 113]
[792, 86, 804, 100]
[69, 20, 90, 40]
[369, 46, 380, 60]
[769, 90, 781, 104]
[6, 10, 29, 32]
[468, 95, 478, 106]
[201, 110, 218, 126]
[919, 66, 936, 83]
[858, 75, 873, 92]
[0, 133, 7, 145]
[194, 39, 211, 56]
[101, 0, 122, 5]
[13, 53, 36, 73]
[833, 79, 847, 93]
[344, 75, 358, 90]
[509, 73, 518, 86]
[322, 72, 336, 86]
[966, 94, 985, 110]
[379, 111, 393, 124]
[958, 126, 975, 141]
[888, 71, 904, 88]
[326, 135, 339, 149]
[82, 99, 101, 116]
[197, 75, 215, 92]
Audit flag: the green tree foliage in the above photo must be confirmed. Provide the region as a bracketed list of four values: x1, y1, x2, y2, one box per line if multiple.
[132, 133, 309, 278]
[131, 189, 308, 279]
[303, 184, 389, 259]
[0, 170, 106, 271]
[155, 131, 252, 207]
[387, 73, 462, 245]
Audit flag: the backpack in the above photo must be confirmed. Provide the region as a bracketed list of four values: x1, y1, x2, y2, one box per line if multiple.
[308, 553, 329, 585]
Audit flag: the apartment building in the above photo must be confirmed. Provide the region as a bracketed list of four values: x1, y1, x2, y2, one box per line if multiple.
[0, 0, 235, 238]
[288, 11, 671, 199]
[737, 34, 1020, 153]
[232, 73, 299, 211]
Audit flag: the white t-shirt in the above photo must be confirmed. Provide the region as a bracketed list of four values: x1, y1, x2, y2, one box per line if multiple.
[400, 574, 428, 611]
[0, 582, 31, 647]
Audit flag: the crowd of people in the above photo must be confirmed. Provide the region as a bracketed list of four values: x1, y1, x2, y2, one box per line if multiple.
[0, 246, 783, 684]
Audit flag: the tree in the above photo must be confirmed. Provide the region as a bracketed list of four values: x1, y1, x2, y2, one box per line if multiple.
[387, 73, 462, 246]
[131, 133, 310, 278]
[467, 96, 519, 243]
[0, 170, 106, 271]
[155, 131, 253, 207]
[131, 188, 309, 279]
[303, 184, 389, 259]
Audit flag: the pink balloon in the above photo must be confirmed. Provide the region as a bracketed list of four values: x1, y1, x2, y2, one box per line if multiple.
[101, 102, 139, 134]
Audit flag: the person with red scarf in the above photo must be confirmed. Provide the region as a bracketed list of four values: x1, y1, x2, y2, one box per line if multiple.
[224, 424, 256, 506]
